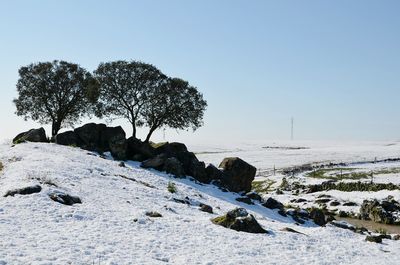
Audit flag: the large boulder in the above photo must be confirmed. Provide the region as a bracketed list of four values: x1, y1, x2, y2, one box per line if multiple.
[101, 126, 127, 160]
[205, 164, 224, 181]
[54, 131, 82, 146]
[141, 154, 167, 170]
[4, 185, 42, 197]
[74, 123, 107, 151]
[163, 157, 185, 177]
[154, 142, 188, 156]
[212, 208, 268, 234]
[13, 128, 47, 144]
[219, 157, 256, 193]
[126, 137, 156, 161]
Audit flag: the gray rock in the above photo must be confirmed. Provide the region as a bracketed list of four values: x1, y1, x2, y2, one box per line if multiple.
[365, 235, 382, 243]
[199, 203, 213, 213]
[262, 197, 284, 210]
[13, 128, 47, 144]
[141, 154, 167, 170]
[55, 131, 81, 146]
[219, 157, 256, 193]
[212, 208, 268, 234]
[49, 191, 81, 206]
[163, 157, 185, 177]
[145, 211, 162, 217]
[309, 208, 326, 226]
[4, 185, 42, 197]
[126, 137, 155, 161]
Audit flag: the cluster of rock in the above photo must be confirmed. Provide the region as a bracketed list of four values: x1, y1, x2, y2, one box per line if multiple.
[359, 197, 400, 225]
[15, 124, 257, 193]
[212, 208, 268, 234]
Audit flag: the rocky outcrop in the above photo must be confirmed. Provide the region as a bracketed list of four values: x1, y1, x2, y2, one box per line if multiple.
[13, 128, 47, 144]
[359, 198, 400, 224]
[55, 123, 127, 159]
[262, 197, 284, 210]
[212, 208, 268, 234]
[219, 157, 256, 193]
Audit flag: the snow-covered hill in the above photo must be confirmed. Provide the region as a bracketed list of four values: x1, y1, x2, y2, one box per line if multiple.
[0, 143, 399, 264]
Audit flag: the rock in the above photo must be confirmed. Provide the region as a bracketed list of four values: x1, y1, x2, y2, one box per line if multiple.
[343, 201, 358, 206]
[4, 185, 42, 197]
[290, 198, 307, 203]
[154, 142, 188, 156]
[262, 197, 284, 210]
[74, 123, 107, 151]
[49, 191, 81, 206]
[141, 154, 167, 170]
[13, 128, 47, 144]
[330, 201, 340, 206]
[280, 227, 305, 235]
[338, 211, 349, 217]
[103, 126, 127, 160]
[219, 157, 256, 193]
[118, 162, 126, 167]
[54, 131, 81, 146]
[205, 164, 224, 182]
[315, 198, 331, 204]
[212, 208, 268, 234]
[145, 211, 162, 218]
[199, 203, 213, 214]
[286, 209, 309, 224]
[309, 208, 326, 226]
[360, 199, 394, 224]
[236, 197, 254, 205]
[126, 137, 156, 161]
[330, 221, 356, 232]
[392, 234, 400, 240]
[163, 157, 185, 177]
[175, 152, 209, 183]
[245, 191, 262, 202]
[365, 235, 382, 243]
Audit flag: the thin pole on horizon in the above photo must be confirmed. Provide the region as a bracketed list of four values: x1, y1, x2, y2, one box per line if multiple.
[291, 117, 294, 141]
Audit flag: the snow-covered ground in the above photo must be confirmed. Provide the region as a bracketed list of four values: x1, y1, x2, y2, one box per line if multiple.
[0, 142, 399, 264]
[190, 140, 400, 173]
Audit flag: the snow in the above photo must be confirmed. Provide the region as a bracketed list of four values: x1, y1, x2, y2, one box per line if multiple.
[0, 142, 399, 264]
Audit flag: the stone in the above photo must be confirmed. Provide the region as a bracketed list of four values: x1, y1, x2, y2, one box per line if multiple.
[49, 191, 81, 206]
[280, 227, 305, 234]
[309, 208, 326, 226]
[212, 208, 268, 234]
[262, 197, 284, 210]
[55, 131, 81, 146]
[199, 203, 213, 214]
[74, 123, 107, 151]
[154, 142, 188, 156]
[205, 164, 224, 181]
[330, 201, 341, 206]
[163, 157, 185, 177]
[175, 152, 209, 183]
[103, 126, 127, 160]
[13, 128, 47, 144]
[365, 235, 382, 243]
[245, 191, 262, 202]
[343, 201, 358, 206]
[236, 197, 254, 205]
[126, 137, 156, 161]
[145, 211, 162, 218]
[360, 199, 394, 224]
[219, 157, 256, 193]
[141, 154, 167, 170]
[4, 185, 42, 197]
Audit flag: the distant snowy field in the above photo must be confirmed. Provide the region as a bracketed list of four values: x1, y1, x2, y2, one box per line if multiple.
[189, 140, 400, 173]
[1, 142, 400, 264]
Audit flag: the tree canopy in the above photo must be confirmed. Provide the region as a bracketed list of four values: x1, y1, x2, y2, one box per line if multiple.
[14, 60, 97, 136]
[93, 61, 167, 138]
[141, 77, 207, 142]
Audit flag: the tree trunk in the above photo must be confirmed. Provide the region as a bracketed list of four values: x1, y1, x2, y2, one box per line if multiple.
[52, 120, 61, 136]
[131, 122, 136, 138]
[145, 126, 157, 143]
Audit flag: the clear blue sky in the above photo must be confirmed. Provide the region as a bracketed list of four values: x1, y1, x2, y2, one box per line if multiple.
[1, 0, 400, 144]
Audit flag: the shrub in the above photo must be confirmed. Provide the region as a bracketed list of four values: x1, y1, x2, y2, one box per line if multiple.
[167, 182, 177, 193]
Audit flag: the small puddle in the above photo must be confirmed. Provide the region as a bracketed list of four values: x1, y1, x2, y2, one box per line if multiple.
[336, 217, 400, 234]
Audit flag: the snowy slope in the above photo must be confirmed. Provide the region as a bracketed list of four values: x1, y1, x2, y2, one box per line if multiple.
[0, 143, 399, 265]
